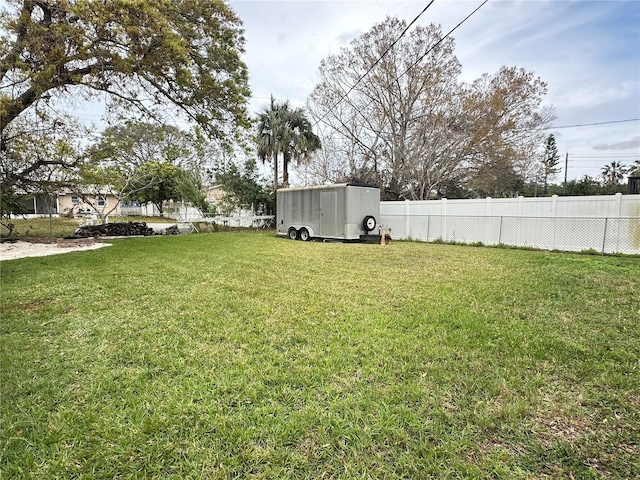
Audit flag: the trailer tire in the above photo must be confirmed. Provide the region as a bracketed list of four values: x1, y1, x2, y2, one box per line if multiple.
[288, 227, 298, 240]
[299, 228, 310, 241]
[363, 215, 377, 232]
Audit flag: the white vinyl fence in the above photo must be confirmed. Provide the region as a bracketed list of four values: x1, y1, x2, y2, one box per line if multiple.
[380, 194, 640, 254]
[197, 214, 274, 228]
[121, 202, 203, 221]
[121, 202, 274, 228]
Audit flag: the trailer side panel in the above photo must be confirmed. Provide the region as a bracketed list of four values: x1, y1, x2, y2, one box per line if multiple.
[277, 184, 380, 240]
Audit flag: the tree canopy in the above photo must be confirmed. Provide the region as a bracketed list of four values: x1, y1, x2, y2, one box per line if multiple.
[79, 121, 208, 221]
[548, 175, 627, 196]
[255, 96, 320, 191]
[214, 158, 274, 214]
[601, 161, 627, 187]
[1, 0, 251, 192]
[89, 121, 206, 171]
[307, 17, 554, 199]
[128, 161, 202, 214]
[540, 134, 560, 193]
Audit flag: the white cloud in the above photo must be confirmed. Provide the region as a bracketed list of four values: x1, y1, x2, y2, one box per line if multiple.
[32, 0, 636, 184]
[593, 135, 640, 151]
[231, 0, 640, 180]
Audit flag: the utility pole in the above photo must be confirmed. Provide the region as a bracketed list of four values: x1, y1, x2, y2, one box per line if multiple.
[564, 152, 568, 186]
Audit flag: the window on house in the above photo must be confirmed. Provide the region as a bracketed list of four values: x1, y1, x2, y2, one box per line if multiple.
[97, 196, 106, 207]
[71, 196, 79, 205]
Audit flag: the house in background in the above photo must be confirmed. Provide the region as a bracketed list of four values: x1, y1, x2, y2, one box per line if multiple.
[57, 188, 121, 217]
[204, 185, 226, 205]
[12, 188, 121, 218]
[16, 194, 58, 215]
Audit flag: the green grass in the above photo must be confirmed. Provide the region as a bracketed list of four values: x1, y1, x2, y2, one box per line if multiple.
[1, 232, 638, 479]
[0, 217, 81, 239]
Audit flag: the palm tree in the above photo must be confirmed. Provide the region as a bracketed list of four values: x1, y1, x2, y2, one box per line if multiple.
[256, 96, 284, 193]
[629, 159, 640, 176]
[601, 161, 627, 186]
[281, 110, 321, 186]
[256, 96, 320, 191]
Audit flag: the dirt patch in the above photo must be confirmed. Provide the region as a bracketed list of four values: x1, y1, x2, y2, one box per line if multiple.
[534, 411, 592, 447]
[0, 298, 60, 314]
[0, 240, 110, 261]
[57, 237, 95, 247]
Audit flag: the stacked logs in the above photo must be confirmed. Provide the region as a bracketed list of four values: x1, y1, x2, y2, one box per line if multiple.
[74, 222, 155, 238]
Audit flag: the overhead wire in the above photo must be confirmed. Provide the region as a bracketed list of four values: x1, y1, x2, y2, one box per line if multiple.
[397, 0, 489, 80]
[544, 118, 640, 129]
[51, 0, 491, 136]
[569, 155, 639, 158]
[310, 0, 634, 159]
[311, 0, 437, 128]
[312, 0, 489, 131]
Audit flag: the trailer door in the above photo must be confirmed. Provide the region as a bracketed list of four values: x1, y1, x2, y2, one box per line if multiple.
[320, 190, 338, 237]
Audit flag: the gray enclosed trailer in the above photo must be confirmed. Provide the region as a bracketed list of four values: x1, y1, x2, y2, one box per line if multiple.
[277, 183, 380, 241]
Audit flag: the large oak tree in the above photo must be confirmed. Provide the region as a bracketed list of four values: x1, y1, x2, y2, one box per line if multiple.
[1, 0, 251, 193]
[308, 17, 554, 199]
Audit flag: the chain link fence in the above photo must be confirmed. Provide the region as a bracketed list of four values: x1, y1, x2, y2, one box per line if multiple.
[379, 214, 640, 254]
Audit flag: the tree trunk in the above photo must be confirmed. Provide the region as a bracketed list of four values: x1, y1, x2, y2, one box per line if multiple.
[283, 151, 290, 187]
[273, 151, 279, 192]
[544, 174, 548, 195]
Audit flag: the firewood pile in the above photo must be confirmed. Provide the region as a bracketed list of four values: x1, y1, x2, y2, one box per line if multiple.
[74, 222, 156, 238]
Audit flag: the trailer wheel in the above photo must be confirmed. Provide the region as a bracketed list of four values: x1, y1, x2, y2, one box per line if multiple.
[299, 228, 310, 241]
[363, 215, 377, 232]
[288, 227, 298, 240]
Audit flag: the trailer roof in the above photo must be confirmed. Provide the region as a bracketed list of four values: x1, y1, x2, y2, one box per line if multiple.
[277, 183, 379, 193]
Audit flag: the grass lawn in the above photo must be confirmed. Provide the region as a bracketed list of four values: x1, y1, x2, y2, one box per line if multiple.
[1, 232, 638, 479]
[0, 217, 82, 239]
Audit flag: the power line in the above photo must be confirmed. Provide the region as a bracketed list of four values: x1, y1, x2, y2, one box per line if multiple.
[572, 163, 638, 166]
[572, 158, 639, 161]
[569, 155, 639, 158]
[398, 0, 489, 80]
[312, 0, 437, 128]
[545, 118, 640, 130]
[313, 0, 489, 131]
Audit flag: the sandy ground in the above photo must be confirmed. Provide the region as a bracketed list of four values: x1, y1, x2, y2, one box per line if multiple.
[0, 240, 111, 261]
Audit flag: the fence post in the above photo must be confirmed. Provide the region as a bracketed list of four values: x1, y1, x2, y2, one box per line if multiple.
[601, 217, 608, 255]
[552, 196, 558, 250]
[499, 216, 503, 244]
[441, 198, 447, 241]
[614, 192, 622, 218]
[427, 215, 430, 242]
[517, 196, 524, 217]
[405, 199, 410, 240]
[485, 197, 492, 245]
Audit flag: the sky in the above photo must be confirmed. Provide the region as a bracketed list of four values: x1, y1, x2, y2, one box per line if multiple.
[228, 0, 640, 183]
